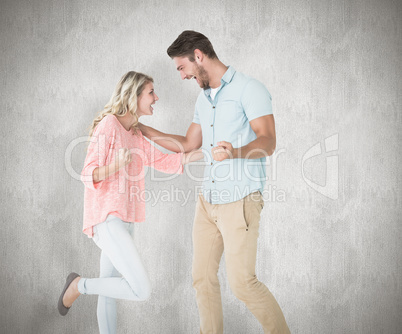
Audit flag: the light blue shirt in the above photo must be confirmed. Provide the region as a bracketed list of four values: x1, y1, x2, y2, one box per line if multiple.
[193, 66, 273, 204]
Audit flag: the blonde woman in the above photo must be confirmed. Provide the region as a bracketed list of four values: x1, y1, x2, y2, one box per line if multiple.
[58, 71, 201, 333]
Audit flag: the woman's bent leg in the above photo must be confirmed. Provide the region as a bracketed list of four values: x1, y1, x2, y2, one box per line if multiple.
[97, 250, 120, 334]
[78, 216, 151, 301]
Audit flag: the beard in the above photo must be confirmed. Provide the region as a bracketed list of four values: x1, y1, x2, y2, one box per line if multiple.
[194, 63, 210, 89]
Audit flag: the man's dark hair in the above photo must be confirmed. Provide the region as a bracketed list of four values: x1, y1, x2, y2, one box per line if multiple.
[167, 30, 218, 61]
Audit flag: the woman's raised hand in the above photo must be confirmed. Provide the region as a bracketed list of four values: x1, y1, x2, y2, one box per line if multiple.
[117, 148, 132, 168]
[92, 148, 132, 184]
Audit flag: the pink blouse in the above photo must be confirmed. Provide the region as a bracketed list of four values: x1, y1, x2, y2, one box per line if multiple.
[81, 115, 183, 237]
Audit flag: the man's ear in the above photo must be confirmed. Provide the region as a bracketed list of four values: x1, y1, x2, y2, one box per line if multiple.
[194, 49, 203, 63]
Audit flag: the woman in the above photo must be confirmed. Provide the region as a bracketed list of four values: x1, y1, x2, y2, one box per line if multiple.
[58, 71, 201, 333]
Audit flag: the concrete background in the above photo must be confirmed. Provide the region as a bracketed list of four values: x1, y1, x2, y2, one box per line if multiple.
[0, 0, 401, 333]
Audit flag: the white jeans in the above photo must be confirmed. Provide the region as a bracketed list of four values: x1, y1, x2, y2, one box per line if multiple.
[77, 215, 151, 334]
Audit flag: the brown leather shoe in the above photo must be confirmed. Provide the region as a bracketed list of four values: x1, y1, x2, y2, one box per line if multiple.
[58, 272, 80, 316]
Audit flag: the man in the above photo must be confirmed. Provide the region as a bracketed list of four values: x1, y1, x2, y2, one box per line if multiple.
[139, 31, 290, 334]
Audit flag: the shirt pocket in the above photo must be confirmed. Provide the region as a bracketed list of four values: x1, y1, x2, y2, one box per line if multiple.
[216, 100, 244, 123]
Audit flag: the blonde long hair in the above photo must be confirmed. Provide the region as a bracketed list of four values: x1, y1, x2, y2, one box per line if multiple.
[89, 71, 153, 137]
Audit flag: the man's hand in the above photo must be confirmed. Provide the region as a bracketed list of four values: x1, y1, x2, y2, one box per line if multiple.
[212, 141, 234, 161]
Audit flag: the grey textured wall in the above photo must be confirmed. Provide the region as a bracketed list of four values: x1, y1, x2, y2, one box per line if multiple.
[1, 0, 401, 333]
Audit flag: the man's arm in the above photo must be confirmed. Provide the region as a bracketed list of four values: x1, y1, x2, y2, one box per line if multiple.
[212, 114, 276, 161]
[138, 122, 202, 153]
[181, 149, 205, 164]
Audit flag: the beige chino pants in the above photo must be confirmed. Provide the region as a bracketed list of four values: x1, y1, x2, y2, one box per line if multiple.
[192, 192, 290, 334]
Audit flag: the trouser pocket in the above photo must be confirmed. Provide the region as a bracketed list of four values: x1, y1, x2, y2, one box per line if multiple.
[241, 192, 263, 229]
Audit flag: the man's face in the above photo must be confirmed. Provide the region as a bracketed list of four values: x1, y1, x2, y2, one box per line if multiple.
[174, 56, 210, 89]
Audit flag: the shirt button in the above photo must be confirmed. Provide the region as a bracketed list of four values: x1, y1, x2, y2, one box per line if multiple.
[210, 162, 213, 165]
[212, 106, 215, 109]
[210, 144, 213, 146]
[212, 180, 215, 183]
[210, 124, 213, 127]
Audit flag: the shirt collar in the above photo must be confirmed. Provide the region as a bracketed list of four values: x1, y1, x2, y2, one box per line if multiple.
[221, 65, 236, 84]
[203, 66, 236, 97]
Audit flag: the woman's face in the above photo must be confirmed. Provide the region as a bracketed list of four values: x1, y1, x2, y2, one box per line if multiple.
[137, 82, 159, 117]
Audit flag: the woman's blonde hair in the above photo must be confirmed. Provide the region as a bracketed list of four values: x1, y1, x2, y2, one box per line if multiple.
[89, 71, 153, 137]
